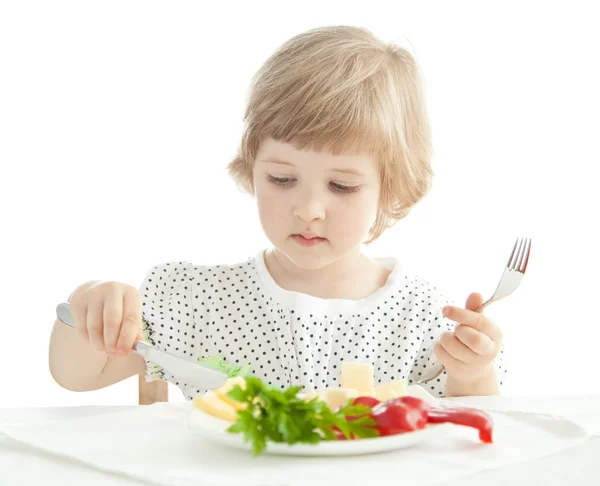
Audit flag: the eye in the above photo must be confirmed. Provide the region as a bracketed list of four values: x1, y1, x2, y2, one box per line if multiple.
[267, 174, 296, 185]
[330, 182, 360, 194]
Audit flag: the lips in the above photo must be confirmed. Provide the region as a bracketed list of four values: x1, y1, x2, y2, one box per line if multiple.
[292, 233, 326, 247]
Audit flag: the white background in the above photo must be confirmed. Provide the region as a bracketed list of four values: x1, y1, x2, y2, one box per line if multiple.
[1, 1, 598, 407]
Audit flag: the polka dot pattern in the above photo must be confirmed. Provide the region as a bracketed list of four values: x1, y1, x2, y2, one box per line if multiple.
[139, 252, 506, 400]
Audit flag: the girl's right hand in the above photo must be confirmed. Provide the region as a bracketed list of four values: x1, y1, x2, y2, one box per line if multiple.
[69, 281, 144, 357]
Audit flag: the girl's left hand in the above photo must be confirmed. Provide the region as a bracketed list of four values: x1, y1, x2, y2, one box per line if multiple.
[433, 292, 502, 382]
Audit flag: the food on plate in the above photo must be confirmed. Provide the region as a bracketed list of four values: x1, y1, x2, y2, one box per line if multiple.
[196, 356, 252, 378]
[374, 380, 406, 401]
[300, 390, 322, 403]
[192, 361, 494, 454]
[340, 362, 406, 401]
[216, 376, 247, 410]
[193, 377, 249, 419]
[340, 362, 375, 395]
[369, 396, 430, 436]
[223, 376, 378, 455]
[352, 395, 381, 408]
[323, 387, 359, 410]
[192, 391, 238, 422]
[427, 407, 493, 443]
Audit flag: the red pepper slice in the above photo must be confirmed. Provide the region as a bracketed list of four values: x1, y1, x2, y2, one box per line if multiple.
[371, 398, 429, 436]
[393, 396, 431, 414]
[352, 396, 381, 408]
[427, 407, 493, 443]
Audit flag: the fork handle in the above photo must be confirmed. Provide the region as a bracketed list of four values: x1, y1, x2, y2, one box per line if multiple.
[475, 295, 503, 313]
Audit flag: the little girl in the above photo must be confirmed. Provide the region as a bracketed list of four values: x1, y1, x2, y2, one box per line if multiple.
[49, 26, 506, 400]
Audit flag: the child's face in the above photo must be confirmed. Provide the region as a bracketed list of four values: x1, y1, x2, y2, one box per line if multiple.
[253, 138, 381, 270]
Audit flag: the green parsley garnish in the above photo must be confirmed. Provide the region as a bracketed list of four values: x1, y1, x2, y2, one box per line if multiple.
[197, 356, 252, 378]
[225, 377, 379, 455]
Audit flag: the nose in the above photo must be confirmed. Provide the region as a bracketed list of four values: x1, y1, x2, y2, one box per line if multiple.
[292, 189, 326, 222]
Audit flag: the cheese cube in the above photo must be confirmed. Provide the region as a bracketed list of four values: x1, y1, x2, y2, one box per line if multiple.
[324, 387, 358, 411]
[340, 362, 375, 395]
[193, 391, 238, 422]
[374, 380, 406, 401]
[216, 376, 247, 410]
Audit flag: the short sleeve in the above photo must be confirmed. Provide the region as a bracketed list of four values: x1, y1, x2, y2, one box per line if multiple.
[409, 285, 507, 398]
[139, 261, 200, 395]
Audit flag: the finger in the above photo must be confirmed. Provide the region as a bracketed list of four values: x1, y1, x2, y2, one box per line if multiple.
[465, 292, 484, 312]
[439, 331, 481, 364]
[454, 324, 496, 356]
[103, 286, 124, 356]
[439, 331, 492, 366]
[433, 342, 468, 377]
[69, 297, 89, 341]
[442, 306, 502, 341]
[86, 300, 105, 352]
[115, 290, 143, 356]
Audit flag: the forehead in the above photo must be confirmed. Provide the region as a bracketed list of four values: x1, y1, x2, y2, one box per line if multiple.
[255, 138, 377, 174]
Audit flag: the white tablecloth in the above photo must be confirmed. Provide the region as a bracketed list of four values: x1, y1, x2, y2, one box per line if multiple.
[1, 395, 599, 485]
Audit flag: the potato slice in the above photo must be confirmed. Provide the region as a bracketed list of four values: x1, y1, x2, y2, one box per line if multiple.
[193, 391, 237, 422]
[215, 376, 247, 410]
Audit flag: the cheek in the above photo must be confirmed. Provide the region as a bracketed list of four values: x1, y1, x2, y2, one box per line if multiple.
[334, 193, 378, 227]
[255, 182, 287, 225]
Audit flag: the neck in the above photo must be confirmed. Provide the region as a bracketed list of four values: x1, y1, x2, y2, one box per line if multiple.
[263, 247, 390, 300]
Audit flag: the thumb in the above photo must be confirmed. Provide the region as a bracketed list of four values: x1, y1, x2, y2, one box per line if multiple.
[465, 292, 484, 312]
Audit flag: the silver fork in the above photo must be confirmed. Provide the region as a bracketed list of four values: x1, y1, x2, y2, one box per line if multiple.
[416, 237, 531, 384]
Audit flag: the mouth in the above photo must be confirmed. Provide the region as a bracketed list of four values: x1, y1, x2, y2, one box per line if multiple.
[291, 233, 327, 247]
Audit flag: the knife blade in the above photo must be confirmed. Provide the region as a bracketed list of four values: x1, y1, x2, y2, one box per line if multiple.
[56, 302, 228, 390]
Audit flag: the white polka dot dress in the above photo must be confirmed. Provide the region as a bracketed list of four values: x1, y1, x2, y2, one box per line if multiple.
[139, 250, 506, 400]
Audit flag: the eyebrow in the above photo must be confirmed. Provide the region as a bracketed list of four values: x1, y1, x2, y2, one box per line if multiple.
[258, 158, 366, 177]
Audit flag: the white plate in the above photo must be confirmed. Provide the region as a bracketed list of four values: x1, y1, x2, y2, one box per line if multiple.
[187, 409, 455, 457]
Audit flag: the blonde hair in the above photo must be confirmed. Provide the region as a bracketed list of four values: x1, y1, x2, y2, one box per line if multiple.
[227, 25, 433, 243]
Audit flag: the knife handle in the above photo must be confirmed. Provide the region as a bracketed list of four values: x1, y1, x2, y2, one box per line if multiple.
[56, 302, 148, 355]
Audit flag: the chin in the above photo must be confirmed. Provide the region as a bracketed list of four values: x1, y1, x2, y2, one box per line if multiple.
[276, 240, 346, 271]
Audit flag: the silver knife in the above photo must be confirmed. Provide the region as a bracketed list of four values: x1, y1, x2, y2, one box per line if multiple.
[56, 302, 228, 390]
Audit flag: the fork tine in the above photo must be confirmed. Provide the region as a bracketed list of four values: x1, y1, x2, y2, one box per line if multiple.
[506, 238, 519, 269]
[520, 238, 531, 273]
[515, 238, 526, 270]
